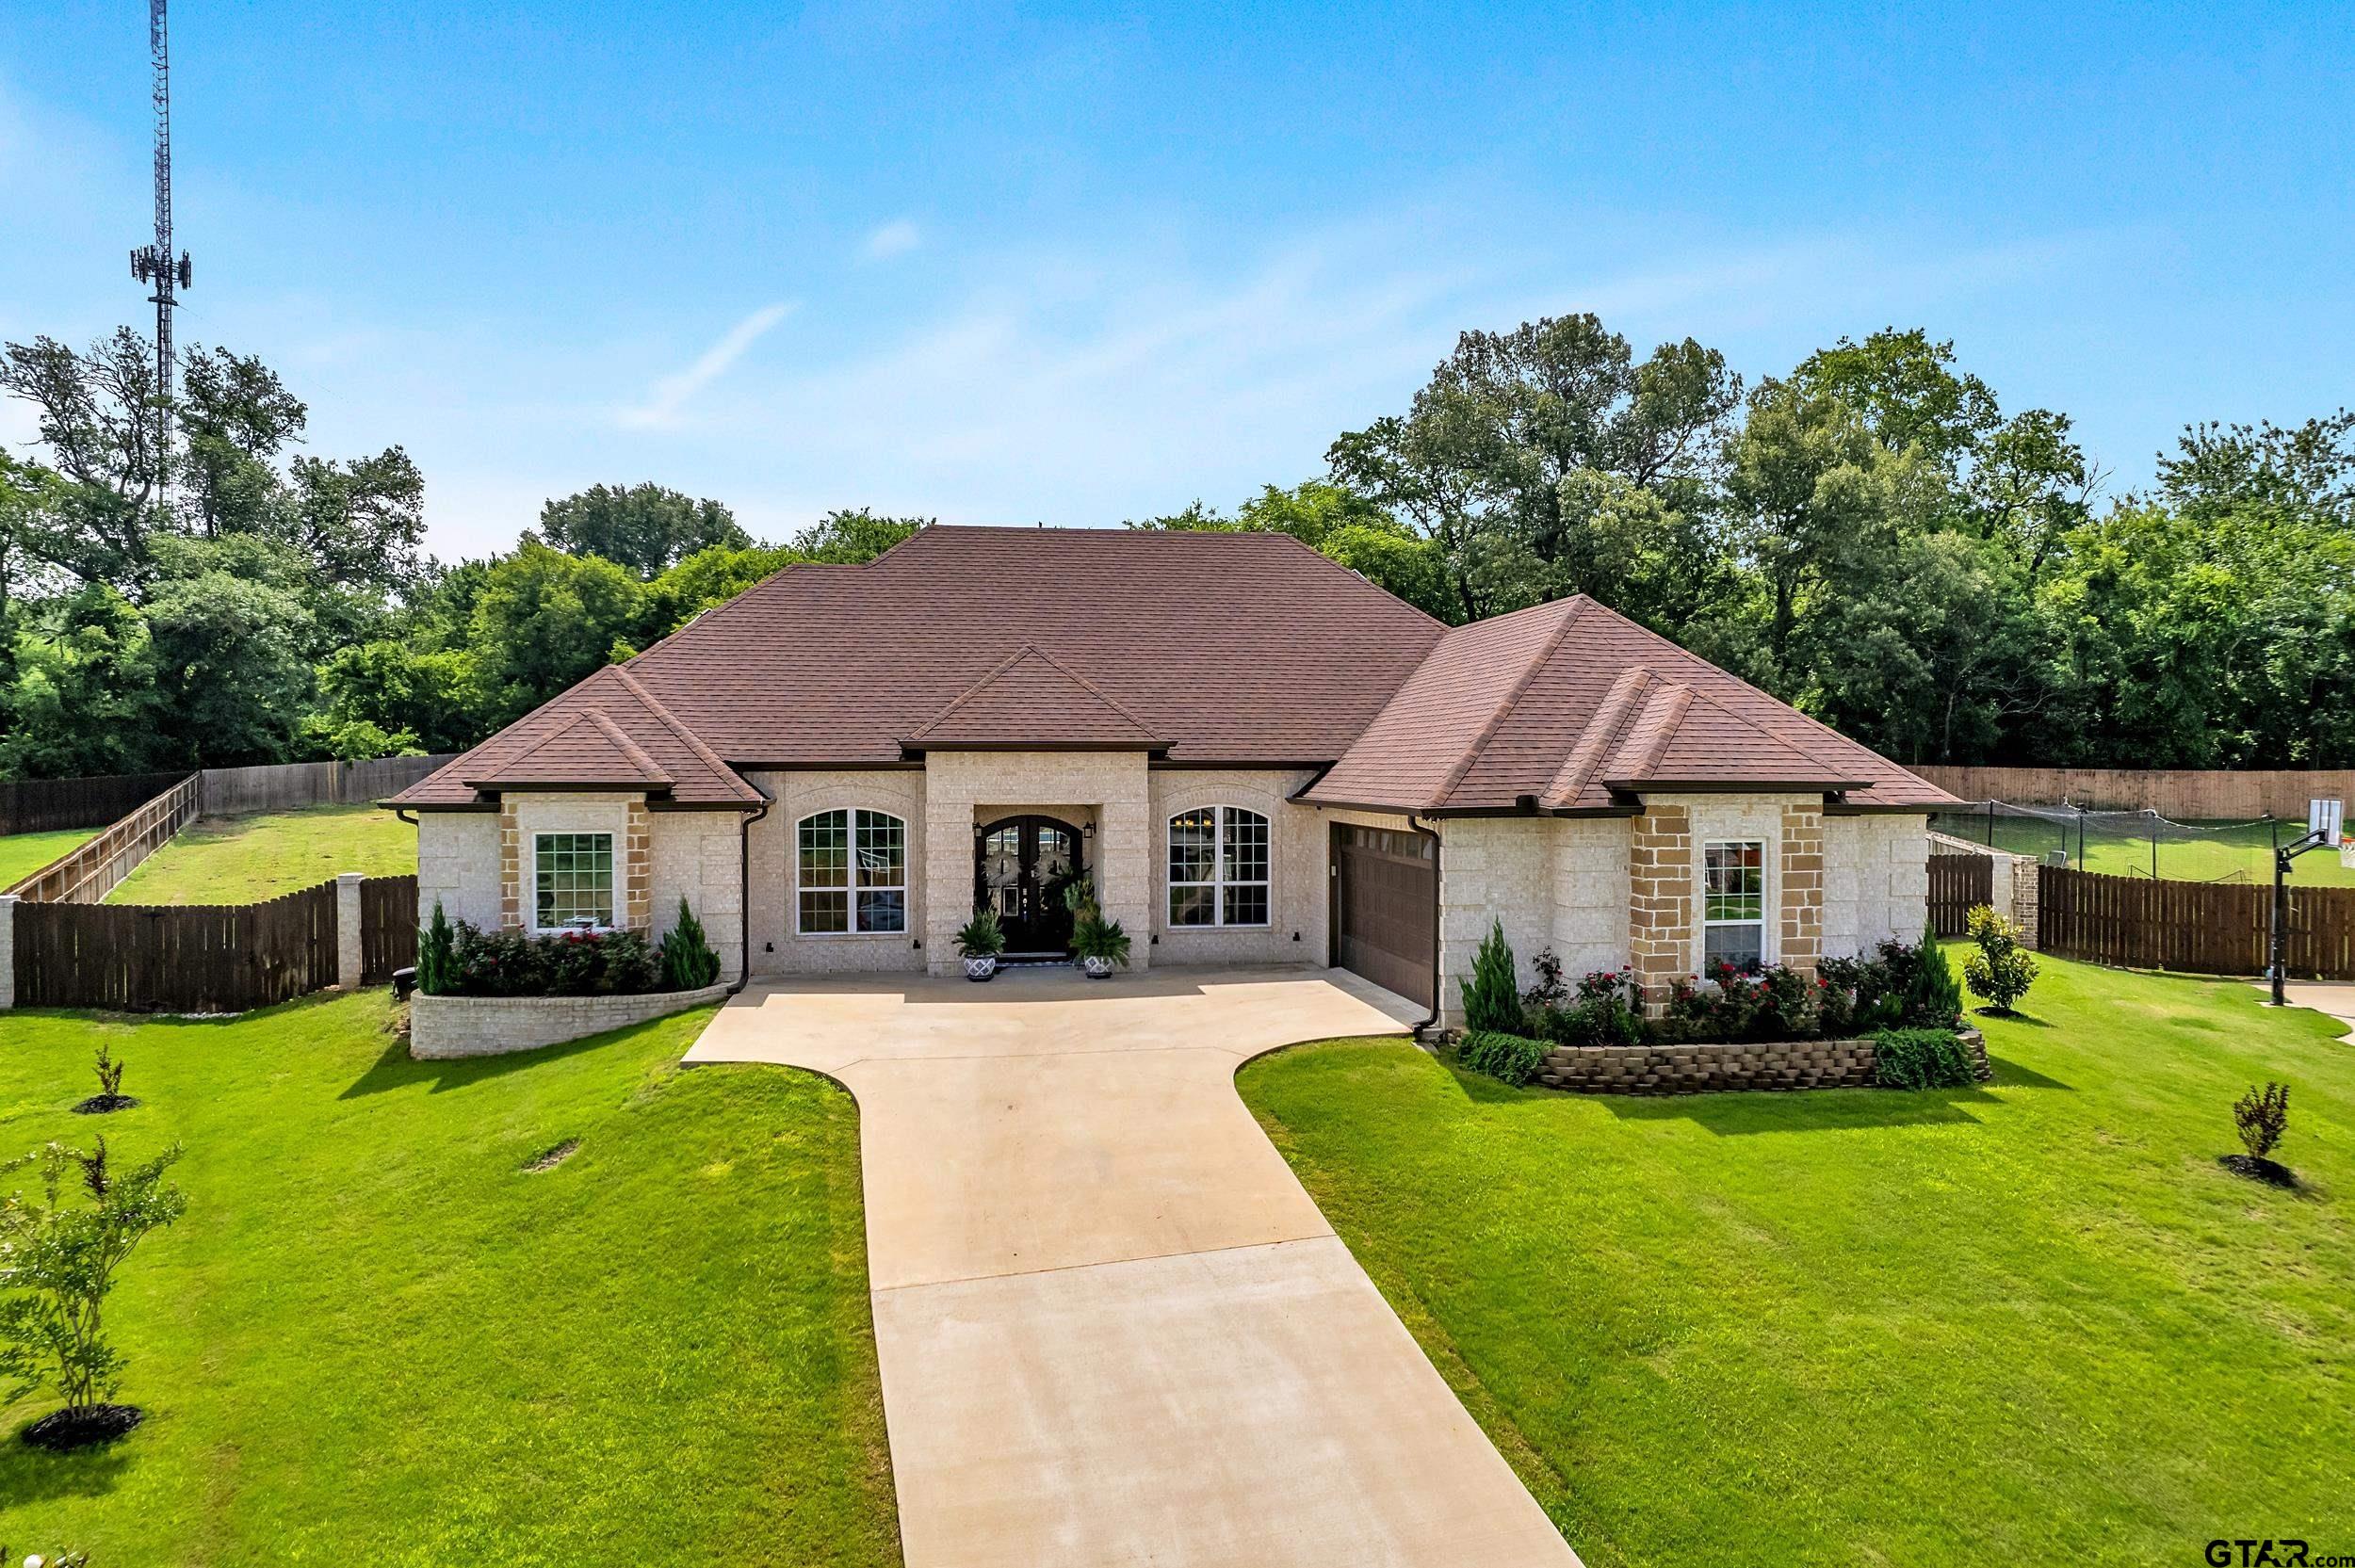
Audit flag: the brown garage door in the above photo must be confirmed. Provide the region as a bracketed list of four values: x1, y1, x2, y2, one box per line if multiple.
[1330, 822, 1437, 1011]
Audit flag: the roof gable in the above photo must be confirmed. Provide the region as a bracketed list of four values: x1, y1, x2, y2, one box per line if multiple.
[905, 644, 1165, 751]
[466, 709, 674, 790]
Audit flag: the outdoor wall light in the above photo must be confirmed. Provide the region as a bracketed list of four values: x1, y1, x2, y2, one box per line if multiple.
[1082, 821, 1096, 839]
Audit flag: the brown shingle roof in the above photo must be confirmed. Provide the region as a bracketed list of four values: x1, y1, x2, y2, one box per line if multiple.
[393, 526, 1954, 815]
[1305, 595, 1959, 813]
[391, 665, 761, 807]
[904, 644, 1166, 751]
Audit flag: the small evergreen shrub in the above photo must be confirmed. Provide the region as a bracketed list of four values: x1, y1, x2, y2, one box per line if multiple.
[657, 898, 723, 990]
[1817, 939, 1915, 1035]
[1901, 917, 1966, 1028]
[416, 899, 456, 995]
[1459, 1029, 1549, 1087]
[1459, 921, 1521, 1034]
[2233, 1081, 2290, 1159]
[1960, 904, 2038, 1013]
[1872, 1026, 1977, 1090]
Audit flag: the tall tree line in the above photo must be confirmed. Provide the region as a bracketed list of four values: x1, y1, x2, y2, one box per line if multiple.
[5, 315, 2351, 778]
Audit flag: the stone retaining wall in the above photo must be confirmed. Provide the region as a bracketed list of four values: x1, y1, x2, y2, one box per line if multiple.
[410, 983, 731, 1059]
[1535, 1028, 1990, 1095]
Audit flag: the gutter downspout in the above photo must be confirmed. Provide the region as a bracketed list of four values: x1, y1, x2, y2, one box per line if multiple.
[1409, 812, 1442, 1039]
[728, 791, 773, 995]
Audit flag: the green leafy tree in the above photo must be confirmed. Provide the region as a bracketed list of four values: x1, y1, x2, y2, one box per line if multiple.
[1960, 904, 2038, 1013]
[0, 1137, 187, 1422]
[0, 331, 170, 587]
[465, 540, 648, 727]
[144, 567, 317, 766]
[643, 542, 805, 638]
[788, 508, 928, 563]
[535, 482, 751, 577]
[314, 639, 484, 754]
[0, 586, 166, 778]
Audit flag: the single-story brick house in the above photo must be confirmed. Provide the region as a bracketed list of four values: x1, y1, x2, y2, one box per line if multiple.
[387, 525, 1958, 1022]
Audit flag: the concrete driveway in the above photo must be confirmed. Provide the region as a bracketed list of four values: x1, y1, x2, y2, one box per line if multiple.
[687, 964, 1580, 1568]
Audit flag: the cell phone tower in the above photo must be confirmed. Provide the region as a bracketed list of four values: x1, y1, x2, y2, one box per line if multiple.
[128, 0, 192, 476]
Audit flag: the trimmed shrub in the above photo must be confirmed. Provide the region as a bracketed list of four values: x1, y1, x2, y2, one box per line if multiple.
[1659, 962, 1820, 1043]
[2233, 1081, 2290, 1159]
[1961, 904, 2038, 1013]
[1872, 1026, 1977, 1090]
[1902, 917, 1966, 1029]
[1531, 966, 1644, 1047]
[1459, 1029, 1549, 1087]
[1459, 921, 1522, 1034]
[658, 898, 723, 990]
[1817, 939, 1914, 1035]
[416, 899, 456, 995]
[443, 922, 663, 997]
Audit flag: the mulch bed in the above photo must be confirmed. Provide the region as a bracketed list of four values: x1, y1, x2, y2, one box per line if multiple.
[71, 1093, 141, 1115]
[21, 1404, 143, 1451]
[2217, 1154, 2300, 1189]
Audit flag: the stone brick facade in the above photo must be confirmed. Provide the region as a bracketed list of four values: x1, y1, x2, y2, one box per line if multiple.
[1534, 1028, 1990, 1094]
[1778, 801, 1824, 978]
[624, 798, 653, 931]
[1628, 802, 1694, 1010]
[1823, 813, 1934, 953]
[497, 800, 521, 929]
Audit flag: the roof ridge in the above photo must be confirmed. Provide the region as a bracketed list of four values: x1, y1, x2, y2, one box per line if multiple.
[1541, 666, 1654, 809]
[625, 558, 817, 671]
[1602, 681, 1696, 783]
[609, 664, 753, 791]
[1259, 532, 1450, 631]
[584, 708, 675, 784]
[1433, 597, 1587, 807]
[1675, 685, 1854, 772]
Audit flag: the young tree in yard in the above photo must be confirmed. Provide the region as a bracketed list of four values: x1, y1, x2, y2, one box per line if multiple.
[0, 1138, 187, 1447]
[535, 482, 750, 577]
[1961, 904, 2038, 1014]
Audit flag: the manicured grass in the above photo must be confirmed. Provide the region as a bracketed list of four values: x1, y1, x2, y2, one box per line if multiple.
[0, 993, 901, 1564]
[0, 829, 96, 891]
[1938, 812, 2355, 885]
[1240, 953, 2355, 1566]
[106, 804, 415, 904]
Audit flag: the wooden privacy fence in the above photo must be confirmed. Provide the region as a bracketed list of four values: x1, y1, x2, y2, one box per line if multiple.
[0, 770, 191, 837]
[8, 872, 421, 1013]
[1913, 765, 2355, 820]
[2034, 865, 2355, 979]
[1927, 852, 1994, 937]
[360, 874, 419, 985]
[196, 754, 456, 816]
[7, 775, 203, 904]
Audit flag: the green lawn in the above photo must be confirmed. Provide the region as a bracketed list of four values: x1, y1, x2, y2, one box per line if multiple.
[0, 829, 97, 891]
[106, 804, 416, 904]
[0, 993, 901, 1565]
[1239, 952, 2355, 1567]
[1937, 812, 2355, 885]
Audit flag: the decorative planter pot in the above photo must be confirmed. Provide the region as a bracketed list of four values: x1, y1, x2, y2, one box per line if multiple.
[964, 955, 999, 982]
[1080, 955, 1115, 979]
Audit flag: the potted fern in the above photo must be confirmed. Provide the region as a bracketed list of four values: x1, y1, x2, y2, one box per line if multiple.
[1072, 910, 1131, 979]
[956, 907, 1007, 981]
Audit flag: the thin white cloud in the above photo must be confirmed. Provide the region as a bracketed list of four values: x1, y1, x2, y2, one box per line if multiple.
[862, 218, 922, 261]
[619, 302, 796, 429]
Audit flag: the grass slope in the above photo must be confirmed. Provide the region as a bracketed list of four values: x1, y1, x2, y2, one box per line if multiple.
[0, 830, 97, 891]
[1240, 953, 2355, 1567]
[0, 993, 900, 1565]
[106, 804, 416, 904]
[1942, 814, 2355, 886]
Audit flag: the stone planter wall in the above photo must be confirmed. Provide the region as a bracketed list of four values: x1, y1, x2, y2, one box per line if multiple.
[410, 983, 732, 1059]
[1535, 1028, 1990, 1095]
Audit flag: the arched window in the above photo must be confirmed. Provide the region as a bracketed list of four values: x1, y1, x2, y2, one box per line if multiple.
[798, 809, 907, 934]
[1168, 806, 1270, 928]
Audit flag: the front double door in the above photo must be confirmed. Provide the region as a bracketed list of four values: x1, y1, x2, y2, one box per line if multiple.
[977, 816, 1082, 955]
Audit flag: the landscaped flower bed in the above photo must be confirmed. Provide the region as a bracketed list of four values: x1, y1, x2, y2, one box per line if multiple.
[1455, 921, 1984, 1095]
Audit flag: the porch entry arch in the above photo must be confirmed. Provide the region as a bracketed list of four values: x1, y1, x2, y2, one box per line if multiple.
[975, 815, 1084, 956]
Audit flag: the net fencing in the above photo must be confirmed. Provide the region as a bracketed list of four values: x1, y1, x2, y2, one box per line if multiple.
[1927, 800, 2341, 886]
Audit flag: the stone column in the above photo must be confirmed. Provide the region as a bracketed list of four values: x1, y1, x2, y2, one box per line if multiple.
[624, 798, 653, 931]
[1628, 801, 1693, 1014]
[2012, 859, 2041, 949]
[0, 894, 17, 1010]
[335, 873, 365, 990]
[1778, 802, 1824, 979]
[497, 800, 523, 931]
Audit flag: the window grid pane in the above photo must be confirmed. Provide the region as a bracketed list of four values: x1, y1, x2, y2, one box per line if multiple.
[1165, 806, 1271, 928]
[534, 832, 613, 928]
[798, 810, 907, 933]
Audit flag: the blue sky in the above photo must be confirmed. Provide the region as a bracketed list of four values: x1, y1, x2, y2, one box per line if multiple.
[5, 2, 2350, 558]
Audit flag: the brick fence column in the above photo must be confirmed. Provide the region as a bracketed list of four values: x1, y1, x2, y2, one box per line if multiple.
[2012, 859, 2041, 949]
[335, 873, 365, 990]
[1779, 802, 1824, 979]
[0, 894, 16, 1010]
[1629, 802, 1693, 1015]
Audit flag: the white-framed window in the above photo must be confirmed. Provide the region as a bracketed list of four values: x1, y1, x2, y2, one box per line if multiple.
[1168, 806, 1271, 928]
[798, 809, 907, 934]
[1702, 839, 1766, 970]
[534, 832, 614, 930]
